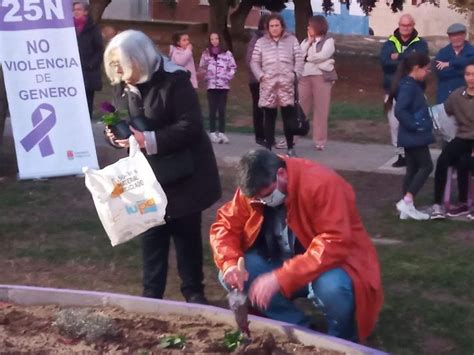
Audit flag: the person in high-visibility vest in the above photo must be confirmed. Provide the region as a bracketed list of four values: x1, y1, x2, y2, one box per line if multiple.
[380, 14, 428, 168]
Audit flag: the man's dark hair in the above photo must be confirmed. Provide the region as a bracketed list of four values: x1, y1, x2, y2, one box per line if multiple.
[238, 149, 285, 197]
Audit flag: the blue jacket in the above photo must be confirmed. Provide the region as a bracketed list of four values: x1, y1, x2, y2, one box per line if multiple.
[380, 30, 429, 92]
[394, 76, 435, 148]
[434, 42, 474, 104]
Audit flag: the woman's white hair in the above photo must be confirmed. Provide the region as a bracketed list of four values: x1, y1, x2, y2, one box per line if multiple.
[104, 30, 161, 85]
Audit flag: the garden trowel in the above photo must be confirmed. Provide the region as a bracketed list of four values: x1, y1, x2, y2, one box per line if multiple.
[227, 257, 251, 337]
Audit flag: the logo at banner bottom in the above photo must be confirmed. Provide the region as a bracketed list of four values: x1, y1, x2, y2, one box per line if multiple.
[20, 103, 57, 158]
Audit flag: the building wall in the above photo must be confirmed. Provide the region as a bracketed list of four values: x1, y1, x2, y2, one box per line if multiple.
[281, 0, 369, 35]
[102, 0, 150, 20]
[151, 0, 260, 27]
[369, 0, 470, 37]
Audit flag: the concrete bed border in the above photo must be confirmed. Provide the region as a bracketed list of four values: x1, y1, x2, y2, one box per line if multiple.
[0, 285, 386, 354]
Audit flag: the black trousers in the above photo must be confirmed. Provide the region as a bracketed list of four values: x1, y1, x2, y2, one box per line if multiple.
[403, 146, 433, 197]
[456, 154, 474, 203]
[86, 89, 95, 118]
[263, 106, 295, 149]
[141, 212, 204, 300]
[249, 82, 264, 142]
[434, 137, 474, 204]
[207, 89, 228, 133]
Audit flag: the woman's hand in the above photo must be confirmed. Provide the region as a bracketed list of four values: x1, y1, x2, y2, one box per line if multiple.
[105, 125, 129, 148]
[307, 29, 315, 43]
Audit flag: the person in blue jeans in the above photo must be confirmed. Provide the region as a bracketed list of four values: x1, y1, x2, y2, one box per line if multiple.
[385, 52, 434, 220]
[210, 149, 383, 343]
[219, 249, 356, 340]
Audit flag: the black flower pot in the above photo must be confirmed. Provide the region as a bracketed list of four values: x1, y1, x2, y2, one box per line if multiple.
[111, 121, 132, 140]
[130, 116, 151, 132]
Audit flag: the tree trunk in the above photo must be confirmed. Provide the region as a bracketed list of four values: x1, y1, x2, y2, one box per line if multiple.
[294, 0, 313, 41]
[469, 11, 474, 41]
[208, 0, 233, 51]
[89, 0, 112, 24]
[229, 0, 253, 38]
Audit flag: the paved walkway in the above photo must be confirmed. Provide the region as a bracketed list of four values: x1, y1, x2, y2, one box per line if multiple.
[4, 118, 442, 176]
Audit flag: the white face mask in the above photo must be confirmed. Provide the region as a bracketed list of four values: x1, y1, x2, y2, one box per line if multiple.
[259, 187, 286, 207]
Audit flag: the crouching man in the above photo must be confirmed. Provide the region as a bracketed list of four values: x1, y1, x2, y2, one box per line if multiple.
[210, 150, 383, 342]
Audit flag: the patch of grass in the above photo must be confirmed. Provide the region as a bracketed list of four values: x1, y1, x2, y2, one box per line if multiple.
[330, 101, 383, 121]
[1, 168, 472, 354]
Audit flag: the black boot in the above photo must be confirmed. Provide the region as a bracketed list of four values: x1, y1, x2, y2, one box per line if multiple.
[392, 154, 406, 168]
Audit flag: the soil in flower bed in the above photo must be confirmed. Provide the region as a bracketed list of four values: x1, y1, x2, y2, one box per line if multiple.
[0, 303, 344, 354]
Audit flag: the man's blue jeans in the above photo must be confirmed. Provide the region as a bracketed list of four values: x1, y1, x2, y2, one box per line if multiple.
[219, 249, 357, 341]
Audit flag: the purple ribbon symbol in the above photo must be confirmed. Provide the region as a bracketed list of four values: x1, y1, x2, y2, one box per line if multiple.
[20, 103, 56, 157]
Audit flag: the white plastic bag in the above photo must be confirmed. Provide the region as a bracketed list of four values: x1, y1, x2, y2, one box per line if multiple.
[83, 136, 167, 246]
[430, 104, 457, 142]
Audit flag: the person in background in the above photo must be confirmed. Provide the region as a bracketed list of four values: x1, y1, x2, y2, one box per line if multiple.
[456, 153, 474, 220]
[169, 31, 198, 89]
[299, 15, 337, 151]
[380, 14, 428, 168]
[0, 66, 8, 178]
[73, 1, 103, 118]
[250, 13, 304, 157]
[198, 32, 237, 144]
[104, 30, 221, 304]
[431, 61, 474, 219]
[434, 23, 474, 104]
[385, 52, 434, 220]
[247, 13, 270, 147]
[210, 149, 383, 342]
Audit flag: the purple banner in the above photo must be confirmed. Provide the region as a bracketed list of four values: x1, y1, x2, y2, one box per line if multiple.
[0, 0, 73, 31]
[20, 102, 56, 157]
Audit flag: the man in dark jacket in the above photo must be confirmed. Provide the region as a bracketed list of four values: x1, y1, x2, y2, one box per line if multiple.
[380, 14, 428, 167]
[73, 1, 103, 118]
[434, 23, 474, 104]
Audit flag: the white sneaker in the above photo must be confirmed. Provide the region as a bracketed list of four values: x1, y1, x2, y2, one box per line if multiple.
[209, 132, 220, 144]
[400, 212, 408, 220]
[396, 199, 430, 220]
[218, 132, 229, 144]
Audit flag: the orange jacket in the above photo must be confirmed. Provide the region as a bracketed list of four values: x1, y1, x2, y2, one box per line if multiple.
[210, 157, 383, 342]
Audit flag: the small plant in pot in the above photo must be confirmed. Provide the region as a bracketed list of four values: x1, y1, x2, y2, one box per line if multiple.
[100, 101, 132, 140]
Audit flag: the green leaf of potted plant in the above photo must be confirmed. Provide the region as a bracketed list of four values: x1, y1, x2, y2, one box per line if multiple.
[100, 101, 131, 140]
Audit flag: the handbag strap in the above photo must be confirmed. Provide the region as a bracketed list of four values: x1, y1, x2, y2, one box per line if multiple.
[294, 72, 300, 102]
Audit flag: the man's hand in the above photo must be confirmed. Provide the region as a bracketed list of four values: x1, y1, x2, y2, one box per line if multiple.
[223, 257, 249, 291]
[390, 53, 399, 61]
[248, 272, 280, 310]
[306, 29, 315, 44]
[436, 61, 449, 70]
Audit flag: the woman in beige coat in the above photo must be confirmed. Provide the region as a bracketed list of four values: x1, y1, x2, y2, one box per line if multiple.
[250, 13, 304, 156]
[299, 16, 337, 150]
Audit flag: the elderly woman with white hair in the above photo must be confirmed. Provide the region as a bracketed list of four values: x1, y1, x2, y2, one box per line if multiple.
[104, 30, 222, 304]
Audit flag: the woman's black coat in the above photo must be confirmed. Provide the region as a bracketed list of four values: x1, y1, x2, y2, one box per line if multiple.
[114, 67, 222, 220]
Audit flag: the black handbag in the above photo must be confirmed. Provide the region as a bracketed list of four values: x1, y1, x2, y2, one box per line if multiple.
[288, 74, 310, 136]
